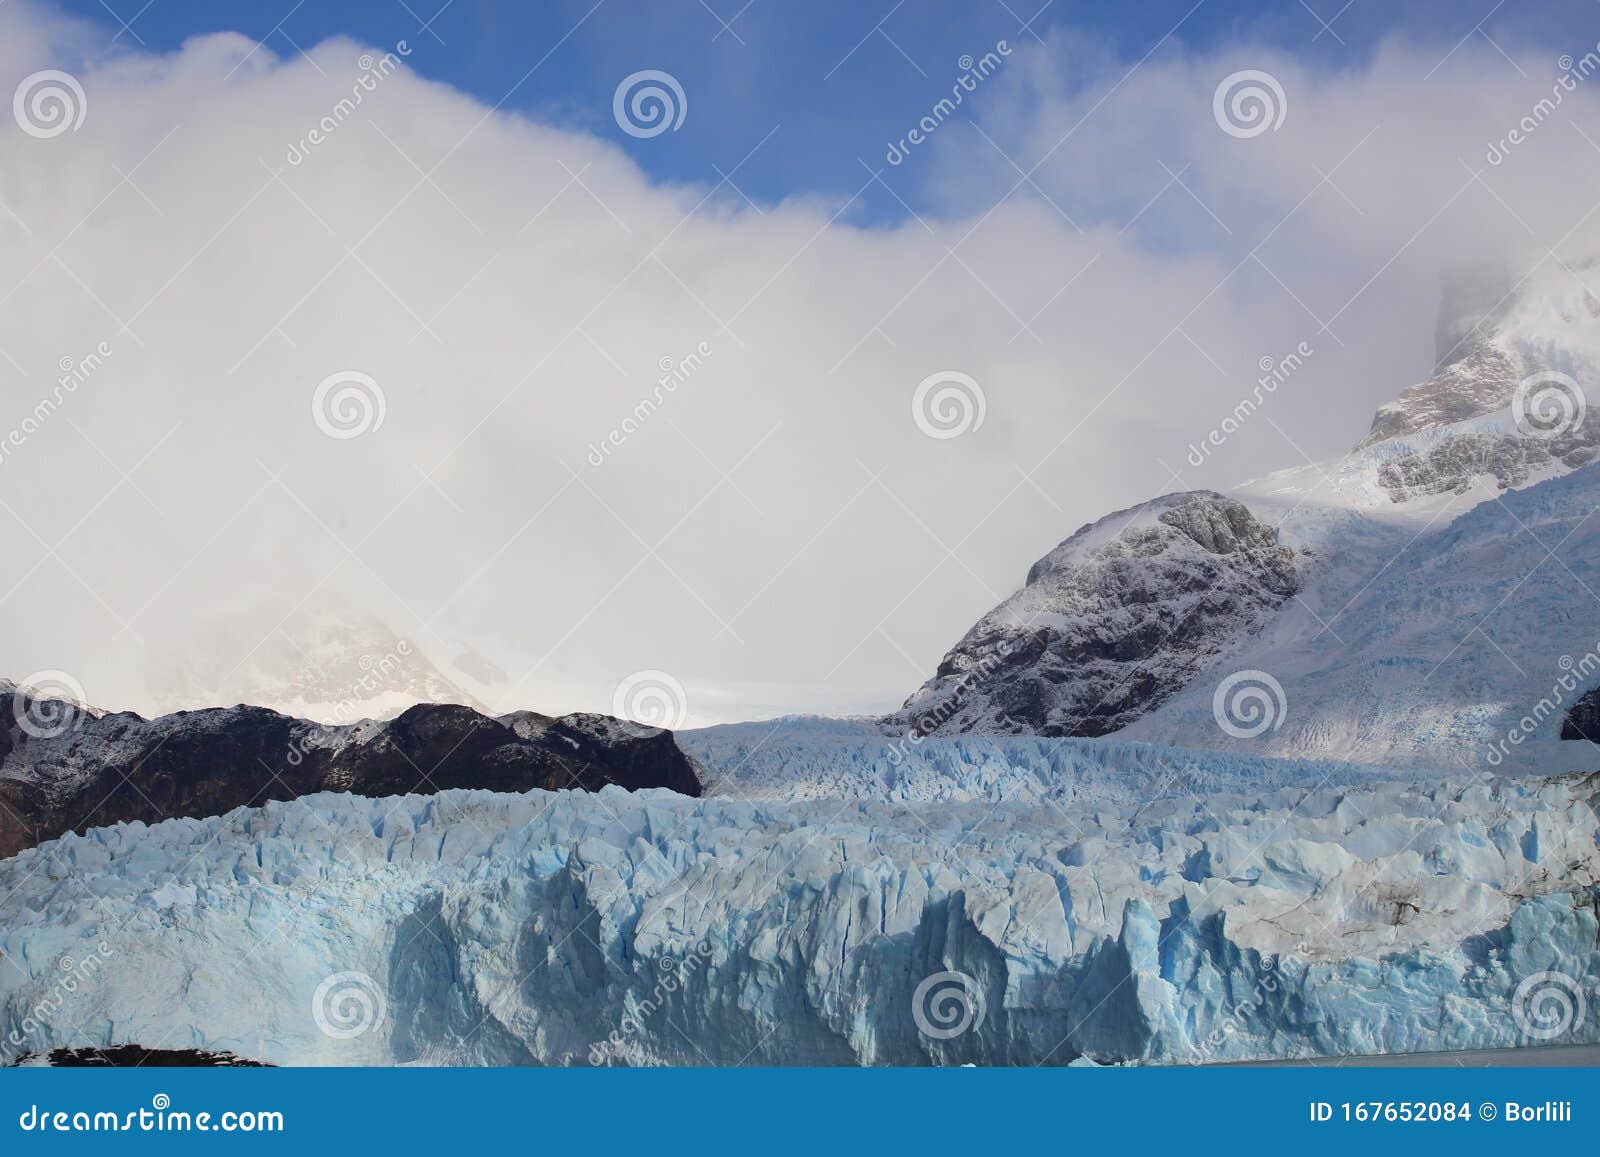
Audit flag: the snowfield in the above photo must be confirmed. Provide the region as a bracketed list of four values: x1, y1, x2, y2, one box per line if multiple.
[3, 728, 1596, 1066]
[1125, 461, 1600, 774]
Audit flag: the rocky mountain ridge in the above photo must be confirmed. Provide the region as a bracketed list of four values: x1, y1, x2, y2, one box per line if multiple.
[0, 682, 701, 859]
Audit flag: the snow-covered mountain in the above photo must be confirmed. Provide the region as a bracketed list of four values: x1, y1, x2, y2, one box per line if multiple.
[1123, 463, 1600, 771]
[1354, 267, 1600, 501]
[897, 259, 1600, 775]
[143, 602, 498, 723]
[896, 492, 1299, 737]
[1361, 258, 1597, 448]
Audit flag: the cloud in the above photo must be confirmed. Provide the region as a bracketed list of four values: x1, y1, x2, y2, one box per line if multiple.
[0, 1, 1596, 723]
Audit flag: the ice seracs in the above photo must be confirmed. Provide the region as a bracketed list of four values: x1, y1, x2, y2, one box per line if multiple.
[1, 743, 1594, 1066]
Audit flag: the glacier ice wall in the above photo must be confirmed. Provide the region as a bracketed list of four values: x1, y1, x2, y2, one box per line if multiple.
[3, 755, 1596, 1066]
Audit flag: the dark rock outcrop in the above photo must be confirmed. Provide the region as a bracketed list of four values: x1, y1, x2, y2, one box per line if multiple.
[11, 1046, 271, 1067]
[1562, 687, 1600, 743]
[895, 491, 1299, 737]
[0, 687, 701, 859]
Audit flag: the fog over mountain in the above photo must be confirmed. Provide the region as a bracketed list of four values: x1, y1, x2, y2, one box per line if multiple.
[3, 0, 1599, 723]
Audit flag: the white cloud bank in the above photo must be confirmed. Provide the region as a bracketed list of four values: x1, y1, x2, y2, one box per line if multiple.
[1, 1, 1598, 723]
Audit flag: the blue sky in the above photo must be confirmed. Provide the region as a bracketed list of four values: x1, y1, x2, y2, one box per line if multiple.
[53, 0, 1600, 222]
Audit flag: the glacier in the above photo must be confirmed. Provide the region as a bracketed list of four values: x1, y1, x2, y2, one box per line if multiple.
[3, 722, 1596, 1066]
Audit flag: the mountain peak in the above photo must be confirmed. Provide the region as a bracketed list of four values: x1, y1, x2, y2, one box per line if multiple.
[896, 490, 1298, 738]
[1354, 257, 1599, 467]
